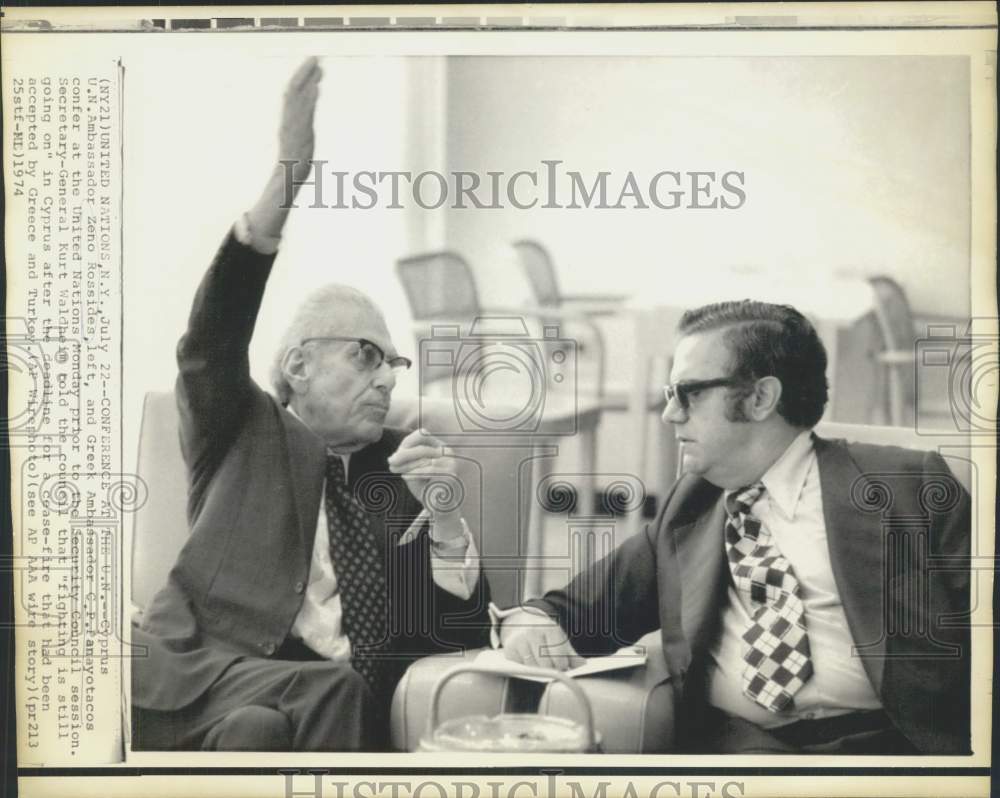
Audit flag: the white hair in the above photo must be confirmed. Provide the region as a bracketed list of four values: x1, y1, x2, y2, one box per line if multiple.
[269, 283, 384, 405]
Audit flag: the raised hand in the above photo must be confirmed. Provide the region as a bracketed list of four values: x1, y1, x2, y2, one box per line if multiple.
[388, 429, 469, 534]
[278, 56, 322, 189]
[246, 57, 323, 243]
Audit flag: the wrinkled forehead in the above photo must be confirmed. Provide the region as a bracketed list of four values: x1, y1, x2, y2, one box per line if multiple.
[670, 329, 734, 381]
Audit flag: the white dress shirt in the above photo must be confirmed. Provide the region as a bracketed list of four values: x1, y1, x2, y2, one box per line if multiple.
[706, 430, 883, 727]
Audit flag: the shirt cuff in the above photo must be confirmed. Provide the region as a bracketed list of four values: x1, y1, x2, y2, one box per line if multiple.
[413, 514, 480, 601]
[233, 212, 281, 255]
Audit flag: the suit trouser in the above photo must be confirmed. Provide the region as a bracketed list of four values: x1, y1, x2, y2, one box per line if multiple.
[703, 709, 918, 754]
[132, 650, 379, 752]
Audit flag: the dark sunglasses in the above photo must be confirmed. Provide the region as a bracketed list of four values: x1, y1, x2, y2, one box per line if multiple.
[663, 377, 741, 410]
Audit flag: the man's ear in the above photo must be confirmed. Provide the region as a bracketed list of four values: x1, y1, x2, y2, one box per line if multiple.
[747, 376, 783, 421]
[282, 346, 311, 396]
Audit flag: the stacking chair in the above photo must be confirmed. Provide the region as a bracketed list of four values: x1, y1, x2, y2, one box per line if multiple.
[396, 249, 609, 403]
[867, 276, 920, 426]
[867, 275, 963, 428]
[512, 239, 629, 314]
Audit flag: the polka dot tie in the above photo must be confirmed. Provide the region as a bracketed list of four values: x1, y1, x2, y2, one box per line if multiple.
[325, 454, 389, 692]
[725, 483, 813, 713]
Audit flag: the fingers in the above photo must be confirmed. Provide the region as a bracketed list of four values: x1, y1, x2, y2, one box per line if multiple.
[389, 429, 449, 470]
[288, 56, 322, 92]
[537, 634, 581, 671]
[502, 624, 581, 671]
[397, 428, 444, 450]
[283, 57, 322, 124]
[388, 445, 446, 470]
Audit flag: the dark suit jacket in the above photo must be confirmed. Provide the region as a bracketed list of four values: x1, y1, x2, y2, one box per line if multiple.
[530, 435, 971, 754]
[133, 232, 490, 712]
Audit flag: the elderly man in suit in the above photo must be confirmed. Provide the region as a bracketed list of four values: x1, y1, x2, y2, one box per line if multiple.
[131, 58, 490, 752]
[495, 300, 970, 755]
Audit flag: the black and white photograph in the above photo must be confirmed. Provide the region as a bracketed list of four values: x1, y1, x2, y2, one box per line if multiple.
[3, 4, 996, 797]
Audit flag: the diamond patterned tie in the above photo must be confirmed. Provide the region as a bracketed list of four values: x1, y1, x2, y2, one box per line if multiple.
[324, 453, 389, 692]
[725, 483, 813, 713]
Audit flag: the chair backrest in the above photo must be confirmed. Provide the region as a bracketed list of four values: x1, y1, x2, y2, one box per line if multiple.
[512, 239, 561, 307]
[867, 275, 918, 424]
[396, 251, 482, 321]
[130, 391, 532, 611]
[131, 392, 190, 609]
[814, 420, 972, 494]
[867, 275, 916, 354]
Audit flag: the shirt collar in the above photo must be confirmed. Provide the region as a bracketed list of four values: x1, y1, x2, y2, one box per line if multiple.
[758, 429, 815, 520]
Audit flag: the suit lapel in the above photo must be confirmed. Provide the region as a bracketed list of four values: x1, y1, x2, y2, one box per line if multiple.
[813, 434, 887, 694]
[672, 496, 729, 658]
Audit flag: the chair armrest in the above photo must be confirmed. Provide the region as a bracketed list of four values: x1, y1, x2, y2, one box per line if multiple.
[390, 649, 511, 751]
[390, 639, 679, 753]
[538, 633, 678, 753]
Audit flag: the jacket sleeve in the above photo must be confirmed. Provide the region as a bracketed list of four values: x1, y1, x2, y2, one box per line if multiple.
[175, 230, 277, 477]
[523, 479, 690, 657]
[431, 548, 493, 651]
[524, 523, 659, 657]
[393, 531, 493, 655]
[883, 448, 972, 754]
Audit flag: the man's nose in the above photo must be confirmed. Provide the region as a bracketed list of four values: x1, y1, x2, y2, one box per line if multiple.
[371, 361, 397, 391]
[661, 394, 686, 425]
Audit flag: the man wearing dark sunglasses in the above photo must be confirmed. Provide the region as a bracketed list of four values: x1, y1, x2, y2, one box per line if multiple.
[496, 300, 970, 755]
[132, 58, 490, 752]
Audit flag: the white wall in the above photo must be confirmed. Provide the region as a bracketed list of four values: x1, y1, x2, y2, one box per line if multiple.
[124, 53, 973, 460]
[124, 55, 447, 453]
[442, 55, 971, 315]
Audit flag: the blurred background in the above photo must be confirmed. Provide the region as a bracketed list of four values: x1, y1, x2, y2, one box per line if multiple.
[124, 53, 980, 592]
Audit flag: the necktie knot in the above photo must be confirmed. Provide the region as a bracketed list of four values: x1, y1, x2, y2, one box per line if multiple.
[726, 482, 765, 520]
[326, 451, 347, 489]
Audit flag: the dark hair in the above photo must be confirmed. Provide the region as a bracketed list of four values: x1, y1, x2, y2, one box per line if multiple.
[677, 300, 829, 428]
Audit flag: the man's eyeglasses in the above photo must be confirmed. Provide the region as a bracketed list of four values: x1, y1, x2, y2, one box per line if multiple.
[301, 337, 413, 372]
[663, 377, 741, 411]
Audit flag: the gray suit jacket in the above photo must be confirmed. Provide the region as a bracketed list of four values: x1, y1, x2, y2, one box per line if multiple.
[133, 232, 490, 712]
[530, 435, 971, 754]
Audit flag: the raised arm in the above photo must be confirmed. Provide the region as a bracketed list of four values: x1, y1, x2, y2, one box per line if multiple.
[246, 57, 322, 243]
[175, 58, 323, 472]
